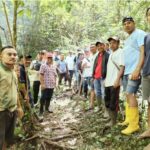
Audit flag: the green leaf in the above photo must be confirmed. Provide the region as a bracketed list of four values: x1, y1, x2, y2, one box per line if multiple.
[17, 9, 24, 16]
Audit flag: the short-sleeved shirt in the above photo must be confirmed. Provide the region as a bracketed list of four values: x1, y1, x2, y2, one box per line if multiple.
[40, 63, 57, 89]
[143, 33, 150, 76]
[105, 49, 124, 87]
[0, 63, 18, 112]
[57, 60, 67, 73]
[94, 53, 103, 79]
[65, 55, 75, 71]
[123, 29, 146, 75]
[82, 57, 92, 77]
[90, 52, 98, 73]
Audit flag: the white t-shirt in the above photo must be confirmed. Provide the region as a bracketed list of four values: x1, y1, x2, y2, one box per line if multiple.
[65, 55, 75, 70]
[29, 60, 41, 81]
[90, 52, 98, 73]
[82, 56, 92, 77]
[105, 49, 124, 87]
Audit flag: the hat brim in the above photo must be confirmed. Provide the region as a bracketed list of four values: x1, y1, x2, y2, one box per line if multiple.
[107, 38, 119, 42]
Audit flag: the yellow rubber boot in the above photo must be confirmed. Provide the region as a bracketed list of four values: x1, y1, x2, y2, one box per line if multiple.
[121, 107, 140, 135]
[118, 102, 129, 126]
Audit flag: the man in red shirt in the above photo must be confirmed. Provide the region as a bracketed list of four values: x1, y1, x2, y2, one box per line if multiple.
[92, 41, 109, 112]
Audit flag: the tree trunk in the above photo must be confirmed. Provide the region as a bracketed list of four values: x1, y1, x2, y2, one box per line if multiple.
[13, 0, 18, 48]
[0, 37, 2, 50]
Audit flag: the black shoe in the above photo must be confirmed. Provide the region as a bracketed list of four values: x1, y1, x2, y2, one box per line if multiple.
[45, 109, 53, 113]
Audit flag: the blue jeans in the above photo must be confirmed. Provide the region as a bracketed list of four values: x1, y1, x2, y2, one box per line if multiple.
[122, 75, 141, 94]
[94, 78, 105, 99]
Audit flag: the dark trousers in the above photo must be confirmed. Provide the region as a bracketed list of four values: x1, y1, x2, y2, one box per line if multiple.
[33, 81, 40, 104]
[40, 88, 54, 113]
[0, 110, 17, 150]
[105, 86, 120, 111]
[59, 73, 71, 87]
[83, 77, 91, 98]
[69, 70, 74, 86]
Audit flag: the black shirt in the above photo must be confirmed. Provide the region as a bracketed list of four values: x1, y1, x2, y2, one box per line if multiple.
[143, 34, 150, 76]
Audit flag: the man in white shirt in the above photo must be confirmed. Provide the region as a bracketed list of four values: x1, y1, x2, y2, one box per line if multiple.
[105, 36, 125, 127]
[65, 51, 75, 87]
[81, 49, 92, 99]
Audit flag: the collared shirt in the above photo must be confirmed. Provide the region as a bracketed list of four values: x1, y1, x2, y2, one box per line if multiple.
[57, 60, 67, 73]
[94, 53, 103, 79]
[65, 55, 75, 70]
[40, 63, 57, 89]
[0, 63, 18, 112]
[123, 29, 146, 75]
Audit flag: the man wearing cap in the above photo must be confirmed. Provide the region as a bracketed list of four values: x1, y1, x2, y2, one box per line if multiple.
[39, 53, 57, 115]
[19, 54, 34, 107]
[92, 41, 109, 113]
[104, 36, 125, 127]
[119, 17, 146, 135]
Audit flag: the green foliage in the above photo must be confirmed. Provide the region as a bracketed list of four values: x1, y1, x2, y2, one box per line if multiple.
[3, 0, 150, 54]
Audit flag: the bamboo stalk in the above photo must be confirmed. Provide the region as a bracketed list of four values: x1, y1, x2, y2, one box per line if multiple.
[2, 1, 14, 46]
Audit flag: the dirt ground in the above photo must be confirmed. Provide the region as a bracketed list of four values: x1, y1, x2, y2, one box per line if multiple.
[14, 86, 150, 150]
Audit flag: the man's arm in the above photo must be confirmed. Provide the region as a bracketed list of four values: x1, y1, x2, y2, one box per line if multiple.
[131, 45, 144, 80]
[114, 66, 125, 88]
[40, 74, 45, 90]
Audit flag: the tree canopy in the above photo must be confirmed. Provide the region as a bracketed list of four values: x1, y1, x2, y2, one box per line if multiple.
[0, 0, 150, 55]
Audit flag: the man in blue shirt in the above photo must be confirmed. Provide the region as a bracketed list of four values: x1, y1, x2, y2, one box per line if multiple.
[57, 54, 71, 87]
[119, 17, 146, 135]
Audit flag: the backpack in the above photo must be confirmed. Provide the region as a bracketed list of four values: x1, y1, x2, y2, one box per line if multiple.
[33, 60, 41, 71]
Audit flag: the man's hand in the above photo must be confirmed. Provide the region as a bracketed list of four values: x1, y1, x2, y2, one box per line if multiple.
[113, 79, 120, 88]
[130, 69, 140, 80]
[24, 95, 29, 102]
[41, 84, 46, 90]
[17, 108, 24, 119]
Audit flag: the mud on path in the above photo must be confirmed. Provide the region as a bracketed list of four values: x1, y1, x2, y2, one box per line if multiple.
[14, 87, 150, 150]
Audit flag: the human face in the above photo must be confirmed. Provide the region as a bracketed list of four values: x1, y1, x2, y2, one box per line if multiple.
[97, 43, 105, 52]
[123, 21, 135, 34]
[24, 58, 31, 67]
[109, 40, 119, 52]
[38, 53, 43, 61]
[60, 55, 64, 61]
[90, 45, 97, 54]
[147, 9, 150, 24]
[1, 48, 17, 66]
[47, 57, 53, 64]
[105, 43, 109, 50]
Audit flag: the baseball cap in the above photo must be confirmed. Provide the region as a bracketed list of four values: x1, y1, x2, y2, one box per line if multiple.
[122, 16, 134, 24]
[47, 52, 53, 58]
[19, 54, 32, 59]
[107, 36, 120, 42]
[96, 40, 105, 46]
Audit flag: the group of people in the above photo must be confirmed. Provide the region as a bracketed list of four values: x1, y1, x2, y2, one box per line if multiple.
[1, 7, 150, 150]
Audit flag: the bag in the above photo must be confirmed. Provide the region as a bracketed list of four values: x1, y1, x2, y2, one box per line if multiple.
[33, 60, 41, 71]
